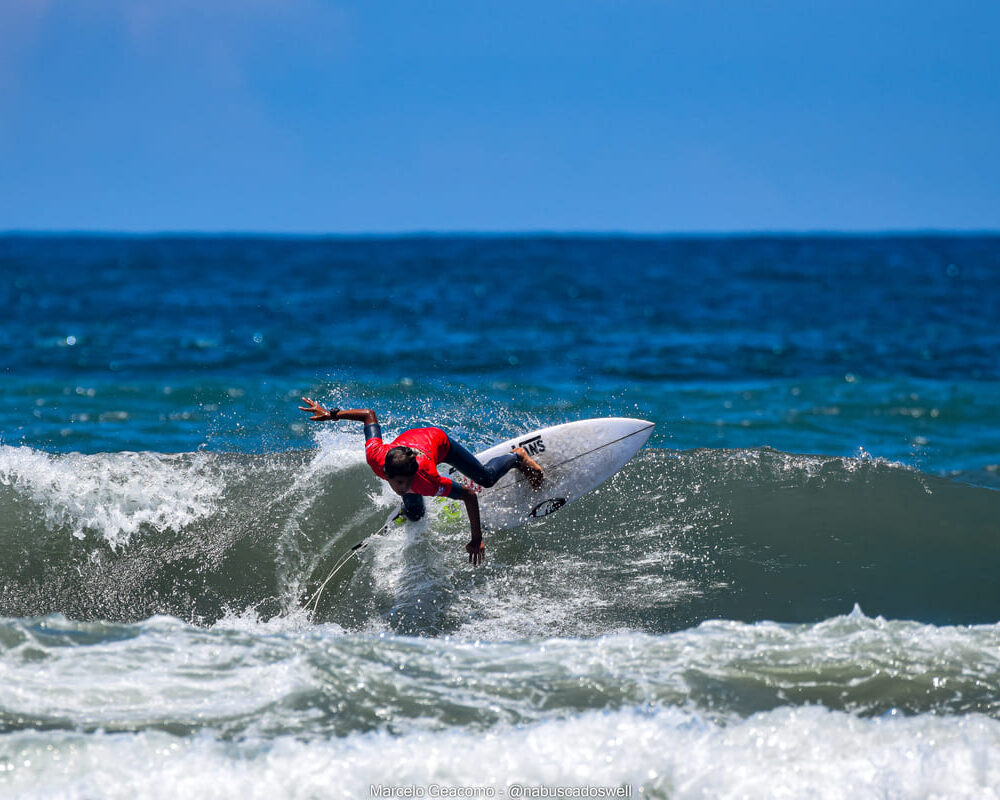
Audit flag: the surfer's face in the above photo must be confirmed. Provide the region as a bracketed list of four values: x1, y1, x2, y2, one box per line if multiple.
[388, 475, 413, 495]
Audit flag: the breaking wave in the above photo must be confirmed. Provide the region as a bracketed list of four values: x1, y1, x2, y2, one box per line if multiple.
[1, 443, 997, 632]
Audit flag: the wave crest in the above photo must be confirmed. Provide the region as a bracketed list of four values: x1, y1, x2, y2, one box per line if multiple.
[0, 446, 223, 548]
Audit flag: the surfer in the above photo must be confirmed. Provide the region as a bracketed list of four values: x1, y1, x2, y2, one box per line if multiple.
[298, 399, 543, 565]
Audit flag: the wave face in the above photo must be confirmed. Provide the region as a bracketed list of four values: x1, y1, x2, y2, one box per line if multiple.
[2, 444, 997, 632]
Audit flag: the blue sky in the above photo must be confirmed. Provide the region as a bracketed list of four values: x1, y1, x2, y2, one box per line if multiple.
[1, 0, 998, 233]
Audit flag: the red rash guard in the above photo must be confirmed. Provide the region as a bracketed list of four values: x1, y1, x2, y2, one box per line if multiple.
[365, 427, 456, 497]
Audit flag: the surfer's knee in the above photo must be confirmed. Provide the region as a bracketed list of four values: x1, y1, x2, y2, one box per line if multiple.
[477, 453, 521, 487]
[477, 472, 499, 488]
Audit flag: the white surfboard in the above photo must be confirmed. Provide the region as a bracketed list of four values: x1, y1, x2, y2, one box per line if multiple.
[418, 417, 655, 531]
[307, 417, 655, 612]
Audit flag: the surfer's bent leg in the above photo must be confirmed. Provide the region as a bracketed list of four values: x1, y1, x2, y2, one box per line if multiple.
[402, 492, 425, 521]
[443, 437, 518, 488]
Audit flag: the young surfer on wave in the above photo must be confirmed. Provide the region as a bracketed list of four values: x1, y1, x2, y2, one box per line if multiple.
[298, 399, 544, 565]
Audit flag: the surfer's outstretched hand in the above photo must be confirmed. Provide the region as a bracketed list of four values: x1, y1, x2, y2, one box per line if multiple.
[466, 538, 485, 566]
[299, 397, 337, 421]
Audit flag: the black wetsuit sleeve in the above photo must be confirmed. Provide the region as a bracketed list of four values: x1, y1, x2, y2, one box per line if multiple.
[364, 422, 382, 442]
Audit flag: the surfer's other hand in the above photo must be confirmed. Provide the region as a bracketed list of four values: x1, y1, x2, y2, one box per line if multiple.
[466, 538, 485, 566]
[299, 397, 336, 421]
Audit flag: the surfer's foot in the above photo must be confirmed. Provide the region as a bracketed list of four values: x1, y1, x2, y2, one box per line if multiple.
[512, 447, 544, 490]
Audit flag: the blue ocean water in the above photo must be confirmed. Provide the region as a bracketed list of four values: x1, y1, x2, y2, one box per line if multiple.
[2, 234, 1000, 797]
[5, 234, 1000, 473]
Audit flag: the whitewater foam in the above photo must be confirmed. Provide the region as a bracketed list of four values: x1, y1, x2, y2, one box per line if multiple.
[0, 446, 221, 549]
[3, 706, 1000, 800]
[0, 616, 310, 733]
[4, 608, 1000, 740]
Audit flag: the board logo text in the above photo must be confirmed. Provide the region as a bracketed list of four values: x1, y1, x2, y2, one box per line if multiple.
[517, 435, 546, 457]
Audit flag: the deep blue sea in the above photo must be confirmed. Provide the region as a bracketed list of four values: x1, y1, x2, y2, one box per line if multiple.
[2, 234, 999, 798]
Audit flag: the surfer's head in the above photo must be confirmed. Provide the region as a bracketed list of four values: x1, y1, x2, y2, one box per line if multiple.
[384, 446, 418, 494]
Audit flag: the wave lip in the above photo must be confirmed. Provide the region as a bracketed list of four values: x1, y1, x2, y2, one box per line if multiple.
[0, 445, 221, 549]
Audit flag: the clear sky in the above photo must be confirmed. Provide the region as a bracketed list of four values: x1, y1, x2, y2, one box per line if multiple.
[1, 0, 998, 233]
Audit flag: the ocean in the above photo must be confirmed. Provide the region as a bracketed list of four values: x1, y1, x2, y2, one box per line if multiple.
[1, 233, 999, 798]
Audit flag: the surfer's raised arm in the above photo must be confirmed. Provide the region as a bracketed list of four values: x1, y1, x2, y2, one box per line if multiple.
[298, 398, 376, 426]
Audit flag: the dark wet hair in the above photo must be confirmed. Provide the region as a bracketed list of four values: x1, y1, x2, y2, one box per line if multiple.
[384, 446, 419, 478]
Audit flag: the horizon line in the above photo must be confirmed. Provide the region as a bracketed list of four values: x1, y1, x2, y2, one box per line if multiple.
[2, 227, 999, 239]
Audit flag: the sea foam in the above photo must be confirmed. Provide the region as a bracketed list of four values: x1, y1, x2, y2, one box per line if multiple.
[0, 446, 221, 548]
[3, 706, 1000, 799]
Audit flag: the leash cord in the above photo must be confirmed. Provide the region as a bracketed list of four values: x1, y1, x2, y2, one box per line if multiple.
[305, 514, 401, 616]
